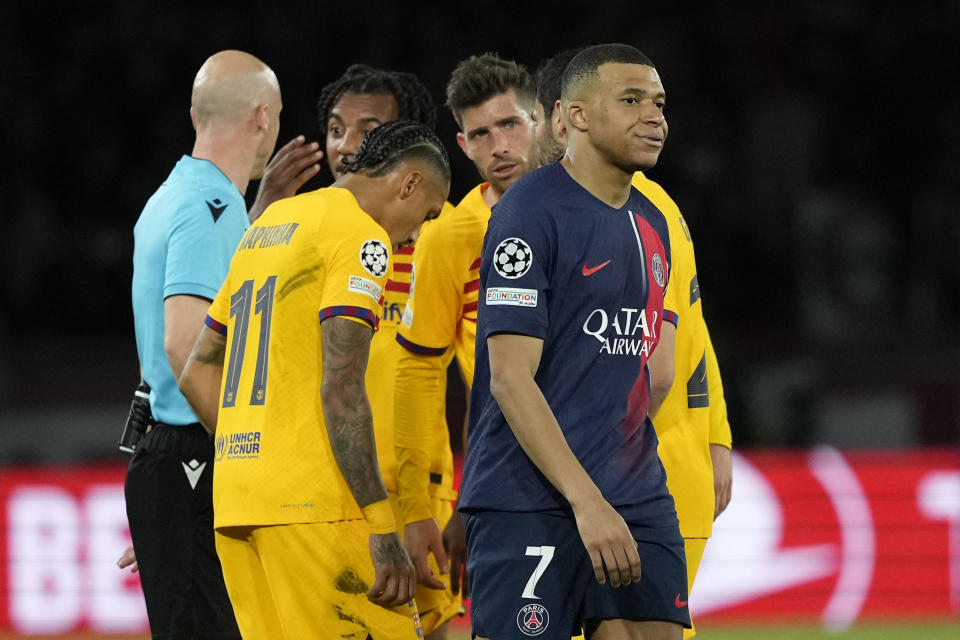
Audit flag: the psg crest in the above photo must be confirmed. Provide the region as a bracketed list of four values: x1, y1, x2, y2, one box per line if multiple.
[651, 252, 665, 288]
[359, 239, 389, 277]
[493, 237, 533, 279]
[516, 603, 549, 636]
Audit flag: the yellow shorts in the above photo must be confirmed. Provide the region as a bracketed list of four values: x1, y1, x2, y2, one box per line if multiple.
[215, 521, 422, 640]
[570, 536, 710, 640]
[389, 491, 464, 635]
[683, 537, 708, 639]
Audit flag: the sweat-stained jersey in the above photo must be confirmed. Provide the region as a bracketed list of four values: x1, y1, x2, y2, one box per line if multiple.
[365, 201, 455, 496]
[633, 172, 733, 539]
[392, 185, 489, 523]
[459, 162, 679, 528]
[205, 187, 391, 529]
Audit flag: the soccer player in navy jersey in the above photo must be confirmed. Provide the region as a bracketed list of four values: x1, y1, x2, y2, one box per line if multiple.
[459, 44, 689, 640]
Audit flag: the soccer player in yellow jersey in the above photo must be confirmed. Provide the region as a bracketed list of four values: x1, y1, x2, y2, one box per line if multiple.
[178, 120, 450, 640]
[534, 49, 734, 639]
[317, 64, 460, 638]
[394, 53, 540, 603]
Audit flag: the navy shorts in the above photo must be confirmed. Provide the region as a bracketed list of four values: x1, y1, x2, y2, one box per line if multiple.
[463, 510, 690, 639]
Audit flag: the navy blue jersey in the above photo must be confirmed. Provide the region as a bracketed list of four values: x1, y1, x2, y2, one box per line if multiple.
[460, 162, 679, 527]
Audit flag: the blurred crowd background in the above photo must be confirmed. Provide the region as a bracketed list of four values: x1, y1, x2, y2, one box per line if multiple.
[1, 1, 958, 464]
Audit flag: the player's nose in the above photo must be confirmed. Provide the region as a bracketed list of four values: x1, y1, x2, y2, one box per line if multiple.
[490, 129, 510, 156]
[338, 128, 364, 157]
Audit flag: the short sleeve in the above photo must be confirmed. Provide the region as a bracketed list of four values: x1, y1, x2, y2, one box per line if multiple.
[164, 195, 246, 300]
[477, 196, 552, 339]
[397, 220, 460, 355]
[318, 227, 391, 330]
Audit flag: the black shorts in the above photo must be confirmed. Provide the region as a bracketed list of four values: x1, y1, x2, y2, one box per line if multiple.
[124, 423, 240, 640]
[463, 509, 690, 639]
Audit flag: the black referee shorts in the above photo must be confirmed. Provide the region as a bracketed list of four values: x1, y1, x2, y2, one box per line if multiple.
[125, 422, 241, 640]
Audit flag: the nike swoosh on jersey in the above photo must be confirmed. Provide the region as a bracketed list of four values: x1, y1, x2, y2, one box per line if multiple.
[675, 594, 688, 608]
[581, 260, 612, 276]
[182, 459, 207, 489]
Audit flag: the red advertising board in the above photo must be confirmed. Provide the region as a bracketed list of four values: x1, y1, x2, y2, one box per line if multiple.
[0, 448, 957, 634]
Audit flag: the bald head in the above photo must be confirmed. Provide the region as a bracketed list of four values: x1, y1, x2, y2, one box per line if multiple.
[191, 50, 280, 127]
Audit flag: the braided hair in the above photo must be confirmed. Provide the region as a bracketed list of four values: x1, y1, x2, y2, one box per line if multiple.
[341, 119, 450, 182]
[317, 64, 437, 139]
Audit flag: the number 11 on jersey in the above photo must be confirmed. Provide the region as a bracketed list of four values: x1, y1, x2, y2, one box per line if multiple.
[222, 276, 277, 408]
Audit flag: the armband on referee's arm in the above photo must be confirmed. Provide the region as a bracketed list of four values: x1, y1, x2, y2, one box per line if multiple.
[362, 499, 398, 535]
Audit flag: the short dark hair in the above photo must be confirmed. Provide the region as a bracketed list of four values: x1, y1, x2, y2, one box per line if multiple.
[317, 64, 437, 139]
[342, 119, 450, 183]
[445, 53, 534, 130]
[535, 48, 584, 118]
[561, 44, 654, 101]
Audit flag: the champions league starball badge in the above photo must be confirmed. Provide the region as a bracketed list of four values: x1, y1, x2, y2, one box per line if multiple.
[493, 237, 533, 279]
[516, 603, 549, 636]
[651, 252, 665, 288]
[359, 239, 389, 277]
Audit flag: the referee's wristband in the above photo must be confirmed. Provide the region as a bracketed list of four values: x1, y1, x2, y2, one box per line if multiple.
[362, 499, 398, 535]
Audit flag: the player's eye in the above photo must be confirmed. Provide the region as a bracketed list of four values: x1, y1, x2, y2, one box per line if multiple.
[329, 124, 343, 137]
[621, 96, 638, 104]
[504, 120, 516, 129]
[656, 101, 666, 111]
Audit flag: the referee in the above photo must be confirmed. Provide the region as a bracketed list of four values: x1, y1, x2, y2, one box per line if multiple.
[125, 50, 318, 639]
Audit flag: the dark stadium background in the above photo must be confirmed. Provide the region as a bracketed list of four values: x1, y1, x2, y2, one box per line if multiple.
[1, 3, 959, 638]
[1, 1, 957, 463]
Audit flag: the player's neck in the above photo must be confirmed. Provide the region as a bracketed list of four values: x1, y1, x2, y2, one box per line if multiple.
[192, 127, 254, 196]
[560, 143, 632, 209]
[481, 182, 502, 209]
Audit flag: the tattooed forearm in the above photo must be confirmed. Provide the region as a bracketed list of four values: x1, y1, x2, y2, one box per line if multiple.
[320, 316, 387, 508]
[189, 328, 227, 366]
[370, 529, 410, 566]
[179, 326, 228, 435]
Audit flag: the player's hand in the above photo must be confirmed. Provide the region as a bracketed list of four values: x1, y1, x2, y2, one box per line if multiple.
[367, 532, 417, 608]
[403, 518, 449, 590]
[116, 545, 138, 573]
[442, 510, 469, 597]
[710, 444, 733, 519]
[248, 135, 323, 222]
[572, 497, 641, 588]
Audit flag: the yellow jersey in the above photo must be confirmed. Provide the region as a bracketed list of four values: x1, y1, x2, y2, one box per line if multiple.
[206, 187, 391, 528]
[366, 202, 455, 494]
[393, 183, 490, 523]
[633, 172, 733, 539]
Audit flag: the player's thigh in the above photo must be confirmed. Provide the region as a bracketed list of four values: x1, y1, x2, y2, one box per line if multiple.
[215, 526, 285, 640]
[583, 529, 690, 633]
[588, 619, 683, 640]
[253, 520, 421, 640]
[464, 510, 592, 639]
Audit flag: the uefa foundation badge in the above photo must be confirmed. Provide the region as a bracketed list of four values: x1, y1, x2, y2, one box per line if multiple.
[516, 603, 549, 636]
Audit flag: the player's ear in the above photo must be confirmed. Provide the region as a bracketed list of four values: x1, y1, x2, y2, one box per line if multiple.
[399, 169, 424, 200]
[552, 101, 567, 144]
[253, 103, 270, 133]
[566, 100, 588, 133]
[456, 131, 472, 160]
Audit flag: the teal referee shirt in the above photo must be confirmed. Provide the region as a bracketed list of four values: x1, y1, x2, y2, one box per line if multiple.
[132, 155, 249, 425]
